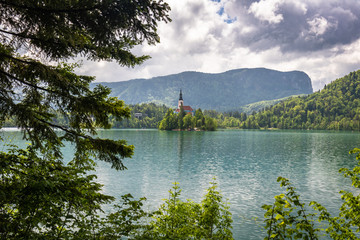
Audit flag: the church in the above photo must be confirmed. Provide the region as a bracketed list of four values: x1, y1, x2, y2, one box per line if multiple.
[175, 90, 195, 116]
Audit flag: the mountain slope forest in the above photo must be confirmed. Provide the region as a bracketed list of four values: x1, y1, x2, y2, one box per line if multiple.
[94, 68, 313, 111]
[111, 103, 169, 128]
[236, 70, 360, 130]
[238, 94, 306, 114]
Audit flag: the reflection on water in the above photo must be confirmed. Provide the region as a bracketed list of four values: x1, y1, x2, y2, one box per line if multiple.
[1, 129, 360, 239]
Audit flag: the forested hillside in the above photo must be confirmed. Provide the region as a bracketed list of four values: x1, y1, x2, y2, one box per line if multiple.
[238, 94, 305, 114]
[112, 103, 169, 128]
[94, 68, 313, 111]
[243, 70, 360, 130]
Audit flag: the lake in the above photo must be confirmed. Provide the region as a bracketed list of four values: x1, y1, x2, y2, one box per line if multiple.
[1, 129, 360, 239]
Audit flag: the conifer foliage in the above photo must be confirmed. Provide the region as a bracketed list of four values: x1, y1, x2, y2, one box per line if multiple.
[0, 0, 171, 238]
[0, 0, 170, 169]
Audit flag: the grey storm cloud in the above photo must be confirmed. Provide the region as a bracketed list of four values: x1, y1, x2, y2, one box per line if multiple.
[223, 0, 360, 53]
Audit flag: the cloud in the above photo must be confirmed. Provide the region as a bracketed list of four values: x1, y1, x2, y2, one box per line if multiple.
[227, 0, 360, 52]
[308, 16, 332, 36]
[248, 0, 285, 24]
[80, 0, 360, 92]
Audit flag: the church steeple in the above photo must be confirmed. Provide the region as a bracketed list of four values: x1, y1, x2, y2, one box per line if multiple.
[175, 89, 194, 116]
[178, 89, 184, 107]
[179, 89, 183, 101]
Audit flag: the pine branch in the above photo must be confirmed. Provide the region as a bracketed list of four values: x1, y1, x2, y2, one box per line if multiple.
[0, 28, 41, 42]
[0, 1, 101, 13]
[32, 115, 90, 140]
[0, 51, 37, 65]
[0, 69, 62, 95]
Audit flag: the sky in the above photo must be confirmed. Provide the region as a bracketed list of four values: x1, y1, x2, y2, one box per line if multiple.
[80, 0, 360, 91]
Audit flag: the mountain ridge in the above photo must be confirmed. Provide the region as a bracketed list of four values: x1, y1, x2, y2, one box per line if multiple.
[94, 68, 313, 111]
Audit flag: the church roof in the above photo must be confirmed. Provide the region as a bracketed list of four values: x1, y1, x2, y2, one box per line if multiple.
[176, 106, 193, 112]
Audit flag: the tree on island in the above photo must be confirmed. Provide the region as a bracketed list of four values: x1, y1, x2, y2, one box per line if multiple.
[195, 108, 206, 129]
[177, 105, 186, 130]
[158, 108, 217, 131]
[158, 108, 177, 130]
[183, 113, 194, 130]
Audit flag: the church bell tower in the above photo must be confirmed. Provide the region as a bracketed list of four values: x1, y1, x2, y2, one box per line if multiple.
[178, 89, 184, 108]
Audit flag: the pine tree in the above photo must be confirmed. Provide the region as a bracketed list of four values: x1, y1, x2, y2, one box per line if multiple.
[0, 0, 171, 169]
[0, 1, 170, 238]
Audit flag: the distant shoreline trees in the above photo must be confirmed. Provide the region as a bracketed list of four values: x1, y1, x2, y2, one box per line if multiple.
[112, 103, 169, 129]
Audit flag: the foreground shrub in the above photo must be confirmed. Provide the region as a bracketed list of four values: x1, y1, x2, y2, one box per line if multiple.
[263, 148, 360, 239]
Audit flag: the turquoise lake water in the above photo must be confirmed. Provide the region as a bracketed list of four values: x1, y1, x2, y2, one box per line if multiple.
[1, 129, 360, 239]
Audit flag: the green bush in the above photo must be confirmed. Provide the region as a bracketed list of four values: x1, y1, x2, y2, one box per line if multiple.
[145, 179, 233, 239]
[263, 148, 360, 239]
